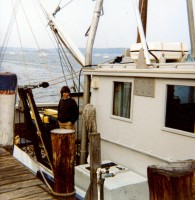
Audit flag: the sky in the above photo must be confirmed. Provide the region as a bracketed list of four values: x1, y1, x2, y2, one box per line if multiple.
[0, 0, 194, 50]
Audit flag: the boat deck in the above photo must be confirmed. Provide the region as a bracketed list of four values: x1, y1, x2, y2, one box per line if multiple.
[0, 148, 57, 200]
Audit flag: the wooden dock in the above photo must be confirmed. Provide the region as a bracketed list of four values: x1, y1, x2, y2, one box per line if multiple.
[0, 148, 57, 200]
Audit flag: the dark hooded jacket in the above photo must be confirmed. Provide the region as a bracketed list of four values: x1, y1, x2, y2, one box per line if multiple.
[58, 97, 79, 124]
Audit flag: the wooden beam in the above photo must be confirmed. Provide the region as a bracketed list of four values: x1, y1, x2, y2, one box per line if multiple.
[85, 133, 101, 200]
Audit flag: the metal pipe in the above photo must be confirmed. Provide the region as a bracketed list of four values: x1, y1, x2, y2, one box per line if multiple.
[186, 0, 195, 58]
[84, 0, 104, 105]
[136, 0, 148, 43]
[85, 0, 104, 66]
[131, 0, 151, 65]
[80, 0, 104, 164]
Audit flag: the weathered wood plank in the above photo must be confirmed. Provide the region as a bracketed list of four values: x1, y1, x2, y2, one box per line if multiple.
[0, 148, 10, 156]
[0, 185, 49, 200]
[0, 167, 29, 179]
[0, 148, 56, 199]
[0, 173, 37, 186]
[0, 156, 24, 166]
[0, 163, 23, 170]
[0, 179, 43, 193]
[0, 154, 22, 162]
[13, 192, 57, 200]
[0, 165, 25, 173]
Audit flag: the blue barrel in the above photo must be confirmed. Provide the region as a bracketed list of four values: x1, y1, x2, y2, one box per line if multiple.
[0, 72, 17, 146]
[0, 72, 17, 94]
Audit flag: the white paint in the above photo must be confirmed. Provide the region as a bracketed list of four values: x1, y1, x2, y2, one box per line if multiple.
[0, 94, 15, 146]
[83, 62, 195, 177]
[75, 160, 149, 200]
[130, 42, 188, 61]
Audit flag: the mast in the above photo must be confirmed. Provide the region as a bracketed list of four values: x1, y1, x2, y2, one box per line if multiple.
[37, 0, 85, 66]
[80, 0, 104, 164]
[132, 0, 151, 65]
[84, 0, 104, 104]
[186, 0, 195, 58]
[136, 0, 148, 43]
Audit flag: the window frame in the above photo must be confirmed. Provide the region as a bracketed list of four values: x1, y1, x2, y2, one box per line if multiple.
[162, 82, 195, 137]
[110, 80, 134, 123]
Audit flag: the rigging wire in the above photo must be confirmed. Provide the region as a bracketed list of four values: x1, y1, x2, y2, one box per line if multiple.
[60, 0, 75, 10]
[32, 0, 62, 93]
[4, 0, 83, 98]
[51, 27, 83, 91]
[57, 0, 63, 7]
[19, 1, 44, 55]
[53, 0, 75, 16]
[11, 0, 31, 84]
[57, 39, 79, 91]
[52, 30, 73, 87]
[0, 0, 20, 66]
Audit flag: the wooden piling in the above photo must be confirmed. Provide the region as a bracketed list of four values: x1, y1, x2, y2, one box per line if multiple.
[147, 160, 195, 200]
[85, 133, 101, 200]
[0, 72, 17, 146]
[51, 129, 76, 200]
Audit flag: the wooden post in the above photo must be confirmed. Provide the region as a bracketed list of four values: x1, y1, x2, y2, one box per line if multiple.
[147, 160, 195, 200]
[51, 129, 76, 200]
[85, 133, 101, 200]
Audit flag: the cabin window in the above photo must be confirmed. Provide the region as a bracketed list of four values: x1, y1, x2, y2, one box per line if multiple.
[165, 85, 195, 133]
[113, 82, 132, 119]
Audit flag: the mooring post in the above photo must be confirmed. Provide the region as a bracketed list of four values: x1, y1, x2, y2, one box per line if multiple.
[51, 128, 76, 200]
[0, 72, 17, 148]
[85, 133, 101, 200]
[147, 160, 195, 200]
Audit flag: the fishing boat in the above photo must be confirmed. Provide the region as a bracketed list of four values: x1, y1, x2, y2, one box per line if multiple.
[1, 0, 195, 199]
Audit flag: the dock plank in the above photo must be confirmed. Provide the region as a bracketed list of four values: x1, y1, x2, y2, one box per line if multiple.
[0, 165, 28, 173]
[0, 148, 10, 156]
[0, 179, 42, 193]
[13, 192, 58, 200]
[0, 173, 37, 186]
[0, 185, 51, 200]
[0, 167, 29, 179]
[0, 148, 56, 200]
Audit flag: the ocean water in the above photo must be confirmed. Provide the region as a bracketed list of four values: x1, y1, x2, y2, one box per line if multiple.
[0, 48, 124, 103]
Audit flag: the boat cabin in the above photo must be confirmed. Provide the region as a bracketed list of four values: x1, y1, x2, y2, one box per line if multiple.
[75, 42, 195, 199]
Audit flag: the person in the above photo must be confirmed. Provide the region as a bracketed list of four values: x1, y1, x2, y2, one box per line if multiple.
[58, 86, 79, 130]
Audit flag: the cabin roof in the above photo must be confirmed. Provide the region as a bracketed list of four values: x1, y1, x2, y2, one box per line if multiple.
[83, 62, 195, 79]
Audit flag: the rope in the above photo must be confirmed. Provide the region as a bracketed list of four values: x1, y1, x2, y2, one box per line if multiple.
[38, 165, 76, 197]
[82, 104, 97, 134]
[27, 93, 54, 172]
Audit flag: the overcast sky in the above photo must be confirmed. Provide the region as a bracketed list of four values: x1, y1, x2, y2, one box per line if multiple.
[0, 0, 194, 49]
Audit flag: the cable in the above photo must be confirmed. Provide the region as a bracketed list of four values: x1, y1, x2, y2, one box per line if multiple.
[0, 0, 20, 66]
[53, 0, 75, 16]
